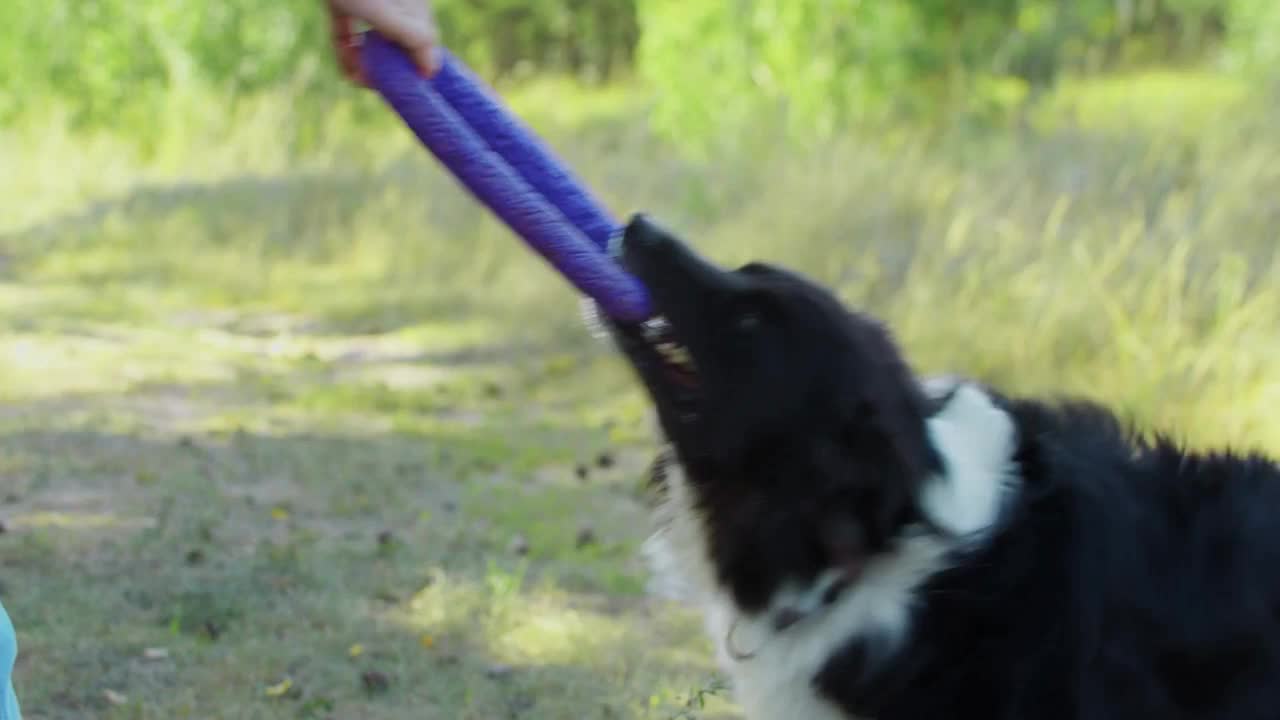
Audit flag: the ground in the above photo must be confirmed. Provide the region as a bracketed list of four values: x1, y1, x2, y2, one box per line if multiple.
[1, 70, 1278, 719]
[1, 318, 742, 720]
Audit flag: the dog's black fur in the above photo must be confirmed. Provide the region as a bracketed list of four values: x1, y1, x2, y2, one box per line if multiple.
[606, 213, 1280, 720]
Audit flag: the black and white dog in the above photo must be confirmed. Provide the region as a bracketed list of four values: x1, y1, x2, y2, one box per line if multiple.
[603, 214, 1280, 720]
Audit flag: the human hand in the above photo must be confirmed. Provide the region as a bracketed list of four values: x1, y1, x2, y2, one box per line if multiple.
[328, 0, 441, 86]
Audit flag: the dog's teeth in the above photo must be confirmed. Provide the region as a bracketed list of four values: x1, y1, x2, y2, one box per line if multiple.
[653, 341, 694, 371]
[668, 346, 693, 369]
[642, 316, 671, 341]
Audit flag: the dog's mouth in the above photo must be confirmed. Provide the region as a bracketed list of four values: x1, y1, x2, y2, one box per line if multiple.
[602, 309, 703, 434]
[640, 315, 698, 387]
[595, 213, 734, 438]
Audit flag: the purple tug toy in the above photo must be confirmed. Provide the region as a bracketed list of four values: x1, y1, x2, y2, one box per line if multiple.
[360, 32, 653, 323]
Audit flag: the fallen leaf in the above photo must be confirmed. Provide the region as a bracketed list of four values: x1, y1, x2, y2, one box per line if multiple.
[142, 647, 169, 661]
[103, 689, 128, 706]
[264, 678, 293, 698]
[270, 507, 289, 521]
[348, 643, 365, 658]
[419, 633, 435, 649]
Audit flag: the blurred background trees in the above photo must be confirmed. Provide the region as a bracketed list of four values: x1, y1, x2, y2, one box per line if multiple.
[4, 0, 1274, 151]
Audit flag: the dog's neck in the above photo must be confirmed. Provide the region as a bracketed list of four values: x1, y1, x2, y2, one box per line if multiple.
[642, 378, 1022, 720]
[739, 380, 1021, 645]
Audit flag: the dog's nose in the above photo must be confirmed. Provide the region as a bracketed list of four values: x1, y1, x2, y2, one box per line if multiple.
[623, 213, 672, 255]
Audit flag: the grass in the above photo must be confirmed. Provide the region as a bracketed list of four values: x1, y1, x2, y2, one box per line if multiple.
[2, 69, 1279, 719]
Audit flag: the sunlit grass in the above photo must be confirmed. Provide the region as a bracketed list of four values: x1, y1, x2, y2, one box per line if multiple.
[1038, 69, 1251, 136]
[389, 564, 729, 718]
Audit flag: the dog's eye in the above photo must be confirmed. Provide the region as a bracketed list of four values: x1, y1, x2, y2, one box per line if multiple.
[736, 312, 761, 332]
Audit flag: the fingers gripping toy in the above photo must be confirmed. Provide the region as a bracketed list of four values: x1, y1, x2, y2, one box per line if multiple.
[360, 32, 653, 323]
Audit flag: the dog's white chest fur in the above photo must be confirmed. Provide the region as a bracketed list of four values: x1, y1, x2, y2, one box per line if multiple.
[642, 381, 1017, 720]
[644, 478, 949, 720]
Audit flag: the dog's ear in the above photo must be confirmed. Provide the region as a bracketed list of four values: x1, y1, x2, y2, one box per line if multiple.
[809, 421, 921, 559]
[834, 315, 942, 487]
[826, 369, 942, 549]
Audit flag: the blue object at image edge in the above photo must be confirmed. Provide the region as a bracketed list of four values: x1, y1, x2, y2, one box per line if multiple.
[0, 599, 19, 720]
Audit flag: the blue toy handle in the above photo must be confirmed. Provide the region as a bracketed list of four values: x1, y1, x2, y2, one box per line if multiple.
[360, 32, 653, 322]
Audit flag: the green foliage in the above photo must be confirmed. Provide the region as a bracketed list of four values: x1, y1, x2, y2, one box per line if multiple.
[0, 1, 332, 127]
[636, 0, 923, 150]
[635, 0, 1266, 152]
[435, 0, 638, 81]
[0, 0, 636, 133]
[1224, 0, 1280, 72]
[2, 0, 1274, 151]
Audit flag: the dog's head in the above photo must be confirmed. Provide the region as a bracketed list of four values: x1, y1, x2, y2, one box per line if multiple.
[608, 214, 949, 613]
